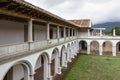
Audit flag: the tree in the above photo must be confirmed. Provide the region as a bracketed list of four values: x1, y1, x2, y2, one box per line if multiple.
[105, 26, 120, 36]
[111, 26, 120, 35]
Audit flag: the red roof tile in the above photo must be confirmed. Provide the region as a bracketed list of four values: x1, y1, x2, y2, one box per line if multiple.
[69, 19, 90, 28]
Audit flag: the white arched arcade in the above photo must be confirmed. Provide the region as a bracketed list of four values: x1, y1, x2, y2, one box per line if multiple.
[2, 61, 33, 80]
[34, 52, 49, 80]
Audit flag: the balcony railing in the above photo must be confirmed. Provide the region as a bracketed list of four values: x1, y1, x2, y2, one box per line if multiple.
[59, 38, 65, 43]
[30, 40, 48, 50]
[0, 36, 77, 59]
[66, 37, 70, 41]
[48, 39, 59, 45]
[0, 42, 29, 57]
[80, 35, 120, 39]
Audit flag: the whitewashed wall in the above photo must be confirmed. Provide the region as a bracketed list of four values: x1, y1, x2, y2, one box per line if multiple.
[79, 30, 88, 37]
[13, 64, 24, 80]
[35, 56, 42, 70]
[51, 26, 57, 39]
[0, 20, 25, 45]
[34, 24, 47, 41]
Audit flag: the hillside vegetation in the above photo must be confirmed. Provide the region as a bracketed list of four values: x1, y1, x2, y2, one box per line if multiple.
[105, 26, 120, 36]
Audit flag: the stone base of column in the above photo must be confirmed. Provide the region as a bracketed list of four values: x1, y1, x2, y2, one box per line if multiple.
[58, 67, 62, 74]
[99, 53, 102, 56]
[72, 54, 75, 58]
[47, 39, 50, 45]
[99, 51, 102, 55]
[29, 42, 34, 50]
[69, 58, 72, 62]
[112, 52, 116, 56]
[74, 53, 77, 56]
[47, 76, 52, 80]
[64, 61, 68, 68]
[87, 52, 90, 55]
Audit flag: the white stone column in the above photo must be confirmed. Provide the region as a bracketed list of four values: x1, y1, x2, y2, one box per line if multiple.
[72, 29, 73, 38]
[47, 23, 50, 40]
[113, 29, 116, 37]
[57, 26, 60, 39]
[72, 46, 75, 58]
[69, 55, 72, 62]
[58, 57, 61, 74]
[48, 63, 52, 80]
[68, 49, 72, 62]
[87, 44, 90, 54]
[77, 42, 79, 52]
[64, 54, 68, 67]
[55, 56, 58, 75]
[99, 45, 103, 55]
[88, 29, 90, 37]
[62, 51, 67, 67]
[75, 44, 77, 55]
[24, 68, 29, 80]
[112, 46, 116, 56]
[68, 28, 70, 39]
[30, 74, 34, 80]
[57, 26, 60, 43]
[100, 29, 102, 37]
[28, 19, 33, 42]
[64, 27, 66, 39]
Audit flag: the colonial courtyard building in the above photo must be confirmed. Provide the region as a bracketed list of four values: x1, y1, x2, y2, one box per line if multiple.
[0, 0, 120, 80]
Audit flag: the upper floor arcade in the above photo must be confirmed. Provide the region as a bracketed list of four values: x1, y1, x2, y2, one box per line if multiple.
[0, 0, 85, 61]
[0, 0, 120, 61]
[79, 27, 120, 40]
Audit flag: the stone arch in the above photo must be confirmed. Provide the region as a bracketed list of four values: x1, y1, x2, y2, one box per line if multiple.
[71, 42, 75, 58]
[34, 52, 49, 80]
[90, 40, 99, 55]
[51, 48, 59, 77]
[79, 40, 87, 54]
[67, 43, 71, 62]
[76, 40, 79, 53]
[2, 60, 33, 80]
[116, 41, 120, 56]
[60, 45, 67, 68]
[74, 41, 77, 54]
[102, 41, 112, 55]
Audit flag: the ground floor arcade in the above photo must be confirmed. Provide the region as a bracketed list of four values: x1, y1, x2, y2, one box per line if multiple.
[1, 39, 120, 80]
[79, 39, 120, 56]
[1, 40, 79, 80]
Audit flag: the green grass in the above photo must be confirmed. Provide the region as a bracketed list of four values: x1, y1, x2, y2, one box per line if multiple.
[64, 55, 120, 80]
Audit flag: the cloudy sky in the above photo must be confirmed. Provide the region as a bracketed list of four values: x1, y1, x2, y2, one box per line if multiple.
[25, 0, 120, 24]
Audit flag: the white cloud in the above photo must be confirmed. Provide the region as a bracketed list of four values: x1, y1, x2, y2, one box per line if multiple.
[25, 0, 120, 24]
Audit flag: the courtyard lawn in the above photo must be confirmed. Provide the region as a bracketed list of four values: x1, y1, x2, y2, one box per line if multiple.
[64, 55, 120, 80]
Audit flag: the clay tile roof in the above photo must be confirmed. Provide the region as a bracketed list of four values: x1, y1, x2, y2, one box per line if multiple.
[69, 19, 90, 28]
